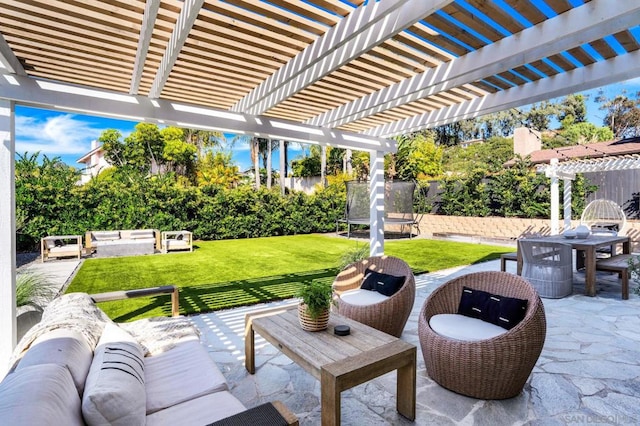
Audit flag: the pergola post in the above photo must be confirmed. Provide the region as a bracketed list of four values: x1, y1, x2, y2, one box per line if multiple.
[0, 99, 16, 375]
[369, 150, 384, 257]
[266, 139, 272, 189]
[563, 178, 572, 231]
[548, 159, 560, 235]
[321, 146, 327, 188]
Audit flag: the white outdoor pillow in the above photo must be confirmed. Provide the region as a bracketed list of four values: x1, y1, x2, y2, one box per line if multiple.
[0, 363, 84, 425]
[429, 313, 507, 342]
[82, 322, 146, 426]
[93, 231, 120, 241]
[16, 328, 93, 396]
[130, 230, 155, 239]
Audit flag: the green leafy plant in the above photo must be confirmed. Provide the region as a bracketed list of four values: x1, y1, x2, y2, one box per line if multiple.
[16, 272, 56, 308]
[296, 281, 334, 320]
[339, 244, 369, 269]
[628, 256, 640, 296]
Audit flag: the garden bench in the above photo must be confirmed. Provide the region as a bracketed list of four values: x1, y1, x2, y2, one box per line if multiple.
[595, 254, 632, 300]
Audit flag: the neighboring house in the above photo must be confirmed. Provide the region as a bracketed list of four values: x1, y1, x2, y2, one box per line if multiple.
[76, 141, 167, 184]
[507, 127, 640, 221]
[76, 140, 111, 184]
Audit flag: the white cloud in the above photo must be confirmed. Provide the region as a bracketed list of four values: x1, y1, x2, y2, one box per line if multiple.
[15, 113, 106, 156]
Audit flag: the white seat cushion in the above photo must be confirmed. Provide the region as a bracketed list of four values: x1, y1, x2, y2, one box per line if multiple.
[145, 340, 228, 414]
[145, 391, 246, 426]
[339, 288, 389, 306]
[0, 364, 84, 426]
[429, 314, 507, 342]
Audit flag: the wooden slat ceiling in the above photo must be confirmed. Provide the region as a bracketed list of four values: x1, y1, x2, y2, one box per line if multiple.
[1, 0, 638, 137]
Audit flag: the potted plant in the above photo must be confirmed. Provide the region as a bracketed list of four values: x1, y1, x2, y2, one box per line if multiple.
[296, 281, 334, 331]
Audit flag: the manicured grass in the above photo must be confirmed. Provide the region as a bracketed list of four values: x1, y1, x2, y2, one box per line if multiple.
[67, 234, 512, 321]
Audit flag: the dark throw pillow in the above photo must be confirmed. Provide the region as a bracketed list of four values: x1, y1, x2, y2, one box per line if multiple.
[485, 294, 528, 330]
[176, 234, 184, 241]
[360, 269, 405, 296]
[54, 239, 64, 247]
[458, 287, 490, 319]
[458, 286, 528, 330]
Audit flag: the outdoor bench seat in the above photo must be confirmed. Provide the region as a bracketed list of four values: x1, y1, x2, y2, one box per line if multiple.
[41, 235, 83, 262]
[85, 229, 160, 257]
[0, 289, 297, 426]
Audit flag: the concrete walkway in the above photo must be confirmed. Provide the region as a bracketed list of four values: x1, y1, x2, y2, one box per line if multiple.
[192, 260, 640, 426]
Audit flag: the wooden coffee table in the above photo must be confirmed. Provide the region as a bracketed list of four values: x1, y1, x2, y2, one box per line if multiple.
[245, 306, 416, 426]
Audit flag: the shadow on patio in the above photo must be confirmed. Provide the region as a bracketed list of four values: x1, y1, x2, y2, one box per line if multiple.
[190, 259, 640, 425]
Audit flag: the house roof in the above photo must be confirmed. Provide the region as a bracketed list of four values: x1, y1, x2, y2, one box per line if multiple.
[507, 137, 640, 166]
[1, 1, 640, 149]
[76, 145, 104, 164]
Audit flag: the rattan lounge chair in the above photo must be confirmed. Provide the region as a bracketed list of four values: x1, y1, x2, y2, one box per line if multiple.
[418, 271, 546, 399]
[332, 256, 415, 338]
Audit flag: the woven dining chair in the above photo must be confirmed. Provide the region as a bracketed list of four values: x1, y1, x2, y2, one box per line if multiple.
[519, 240, 573, 298]
[418, 271, 546, 400]
[332, 256, 415, 338]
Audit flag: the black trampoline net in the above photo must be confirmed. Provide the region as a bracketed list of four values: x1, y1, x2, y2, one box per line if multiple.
[344, 181, 415, 222]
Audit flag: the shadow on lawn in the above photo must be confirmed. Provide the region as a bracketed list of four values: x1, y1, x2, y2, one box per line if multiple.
[114, 268, 340, 322]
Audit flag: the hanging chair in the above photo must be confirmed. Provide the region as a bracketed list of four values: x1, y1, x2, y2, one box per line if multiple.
[580, 199, 626, 234]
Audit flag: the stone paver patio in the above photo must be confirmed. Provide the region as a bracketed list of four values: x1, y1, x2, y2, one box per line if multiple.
[191, 259, 640, 425]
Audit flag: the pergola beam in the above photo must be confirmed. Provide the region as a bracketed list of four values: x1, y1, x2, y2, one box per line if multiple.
[0, 33, 25, 76]
[308, 0, 640, 129]
[0, 73, 396, 153]
[130, 0, 161, 95]
[365, 47, 640, 137]
[232, 0, 453, 115]
[148, 0, 204, 98]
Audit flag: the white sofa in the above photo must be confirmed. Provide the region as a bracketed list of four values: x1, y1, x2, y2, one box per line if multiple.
[0, 292, 297, 425]
[86, 229, 160, 257]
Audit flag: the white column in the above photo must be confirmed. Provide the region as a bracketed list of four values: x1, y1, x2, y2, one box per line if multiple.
[563, 178, 572, 231]
[0, 100, 16, 376]
[346, 149, 352, 175]
[369, 150, 384, 256]
[549, 159, 559, 235]
[279, 140, 285, 195]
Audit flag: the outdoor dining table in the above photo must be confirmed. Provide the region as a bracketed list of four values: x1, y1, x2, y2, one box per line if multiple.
[516, 234, 630, 297]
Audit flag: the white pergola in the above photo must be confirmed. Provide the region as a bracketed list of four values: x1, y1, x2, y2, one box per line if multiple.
[2, 0, 640, 368]
[541, 155, 640, 234]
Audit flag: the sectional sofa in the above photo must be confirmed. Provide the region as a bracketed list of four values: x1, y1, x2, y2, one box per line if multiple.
[0, 292, 297, 425]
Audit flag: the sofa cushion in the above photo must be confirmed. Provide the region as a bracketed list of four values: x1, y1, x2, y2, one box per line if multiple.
[360, 269, 405, 296]
[339, 288, 389, 306]
[82, 323, 146, 426]
[16, 328, 92, 396]
[0, 364, 84, 426]
[145, 340, 228, 414]
[130, 230, 155, 240]
[429, 313, 507, 341]
[145, 391, 246, 426]
[93, 231, 120, 241]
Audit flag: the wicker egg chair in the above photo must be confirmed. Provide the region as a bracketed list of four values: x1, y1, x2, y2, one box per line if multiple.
[332, 256, 415, 338]
[418, 271, 546, 399]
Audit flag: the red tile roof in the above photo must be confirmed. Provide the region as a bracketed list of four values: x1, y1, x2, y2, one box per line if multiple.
[506, 137, 640, 166]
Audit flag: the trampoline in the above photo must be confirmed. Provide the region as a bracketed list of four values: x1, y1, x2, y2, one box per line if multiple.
[337, 181, 418, 238]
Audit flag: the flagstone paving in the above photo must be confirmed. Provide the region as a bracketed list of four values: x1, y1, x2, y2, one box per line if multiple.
[192, 259, 640, 426]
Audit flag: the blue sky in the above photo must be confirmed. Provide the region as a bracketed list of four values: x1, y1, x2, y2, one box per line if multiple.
[14, 77, 640, 171]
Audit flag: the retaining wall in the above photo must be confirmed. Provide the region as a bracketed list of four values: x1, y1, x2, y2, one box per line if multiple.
[417, 214, 640, 252]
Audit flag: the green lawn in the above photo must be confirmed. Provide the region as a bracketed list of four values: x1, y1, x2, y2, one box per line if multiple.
[67, 234, 512, 321]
